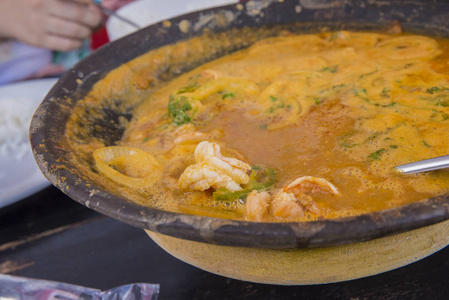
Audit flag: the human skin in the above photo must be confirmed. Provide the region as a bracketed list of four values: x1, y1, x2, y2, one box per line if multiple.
[0, 0, 102, 51]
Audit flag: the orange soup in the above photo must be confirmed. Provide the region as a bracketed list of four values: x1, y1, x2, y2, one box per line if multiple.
[74, 31, 449, 222]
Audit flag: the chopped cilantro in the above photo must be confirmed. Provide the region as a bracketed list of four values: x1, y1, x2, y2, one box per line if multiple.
[176, 75, 201, 94]
[359, 70, 378, 79]
[436, 99, 449, 107]
[213, 166, 277, 202]
[368, 148, 386, 161]
[332, 84, 346, 90]
[381, 87, 390, 96]
[222, 91, 236, 100]
[430, 109, 449, 122]
[176, 84, 198, 94]
[353, 87, 396, 107]
[268, 103, 285, 113]
[168, 94, 194, 126]
[426, 86, 446, 94]
[320, 65, 338, 73]
[266, 96, 286, 113]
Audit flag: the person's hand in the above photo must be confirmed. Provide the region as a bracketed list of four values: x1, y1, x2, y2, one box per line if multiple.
[0, 0, 102, 51]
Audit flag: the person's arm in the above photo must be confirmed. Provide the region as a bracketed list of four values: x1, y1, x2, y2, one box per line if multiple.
[0, 0, 102, 51]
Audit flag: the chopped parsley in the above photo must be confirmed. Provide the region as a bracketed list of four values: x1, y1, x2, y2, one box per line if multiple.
[359, 70, 378, 79]
[168, 94, 194, 126]
[353, 87, 396, 107]
[222, 91, 236, 100]
[213, 166, 277, 202]
[332, 84, 346, 90]
[426, 86, 448, 94]
[176, 75, 200, 94]
[368, 148, 386, 161]
[320, 65, 339, 73]
[176, 84, 198, 94]
[381, 87, 390, 97]
[314, 97, 324, 104]
[436, 99, 449, 107]
[266, 95, 288, 113]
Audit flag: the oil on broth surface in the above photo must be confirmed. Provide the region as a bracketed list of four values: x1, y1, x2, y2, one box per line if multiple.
[87, 31, 449, 222]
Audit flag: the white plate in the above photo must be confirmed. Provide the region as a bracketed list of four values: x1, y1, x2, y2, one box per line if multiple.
[0, 78, 57, 208]
[106, 0, 237, 41]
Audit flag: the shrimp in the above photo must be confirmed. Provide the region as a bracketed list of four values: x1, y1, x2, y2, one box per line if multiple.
[178, 141, 251, 192]
[172, 124, 223, 145]
[174, 129, 223, 145]
[245, 190, 271, 222]
[271, 176, 340, 219]
[201, 69, 222, 79]
[179, 162, 242, 191]
[174, 131, 208, 144]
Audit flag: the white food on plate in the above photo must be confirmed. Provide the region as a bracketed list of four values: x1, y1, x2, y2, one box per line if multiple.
[0, 97, 36, 160]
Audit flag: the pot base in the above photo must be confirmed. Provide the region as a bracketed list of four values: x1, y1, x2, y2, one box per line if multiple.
[146, 219, 449, 285]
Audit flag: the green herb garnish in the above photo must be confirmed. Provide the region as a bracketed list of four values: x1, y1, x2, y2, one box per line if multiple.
[266, 96, 286, 113]
[168, 94, 194, 126]
[359, 70, 378, 79]
[426, 86, 447, 94]
[213, 166, 277, 202]
[368, 148, 386, 161]
[176, 75, 201, 94]
[353, 87, 396, 107]
[320, 65, 338, 73]
[436, 99, 449, 107]
[422, 140, 431, 148]
[222, 91, 236, 100]
[381, 87, 391, 97]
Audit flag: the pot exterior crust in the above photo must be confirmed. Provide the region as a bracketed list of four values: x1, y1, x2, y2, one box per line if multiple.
[146, 219, 449, 285]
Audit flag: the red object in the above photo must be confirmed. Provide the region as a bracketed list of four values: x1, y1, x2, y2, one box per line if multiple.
[90, 1, 246, 50]
[91, 26, 110, 50]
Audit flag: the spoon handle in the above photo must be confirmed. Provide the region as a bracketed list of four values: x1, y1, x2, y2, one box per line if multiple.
[93, 0, 141, 29]
[395, 155, 449, 174]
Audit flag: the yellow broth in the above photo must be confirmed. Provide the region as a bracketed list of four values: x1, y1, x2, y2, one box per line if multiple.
[76, 31, 449, 222]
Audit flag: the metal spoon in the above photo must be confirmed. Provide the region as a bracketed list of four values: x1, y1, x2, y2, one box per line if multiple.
[94, 0, 141, 30]
[99, 6, 141, 29]
[394, 155, 449, 174]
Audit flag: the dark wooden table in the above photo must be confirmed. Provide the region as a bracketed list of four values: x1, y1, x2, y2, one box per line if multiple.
[1, 185, 448, 299]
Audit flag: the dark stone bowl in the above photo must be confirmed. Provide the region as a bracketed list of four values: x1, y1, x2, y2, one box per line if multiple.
[30, 0, 449, 249]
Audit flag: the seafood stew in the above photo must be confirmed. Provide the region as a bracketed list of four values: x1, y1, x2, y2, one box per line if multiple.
[68, 31, 449, 223]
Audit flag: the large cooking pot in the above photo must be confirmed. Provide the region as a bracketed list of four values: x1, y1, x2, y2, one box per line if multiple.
[30, 0, 449, 284]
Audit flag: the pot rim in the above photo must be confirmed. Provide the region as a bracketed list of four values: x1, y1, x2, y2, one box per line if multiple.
[30, 0, 449, 248]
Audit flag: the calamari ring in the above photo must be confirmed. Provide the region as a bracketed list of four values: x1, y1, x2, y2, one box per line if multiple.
[93, 146, 162, 188]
